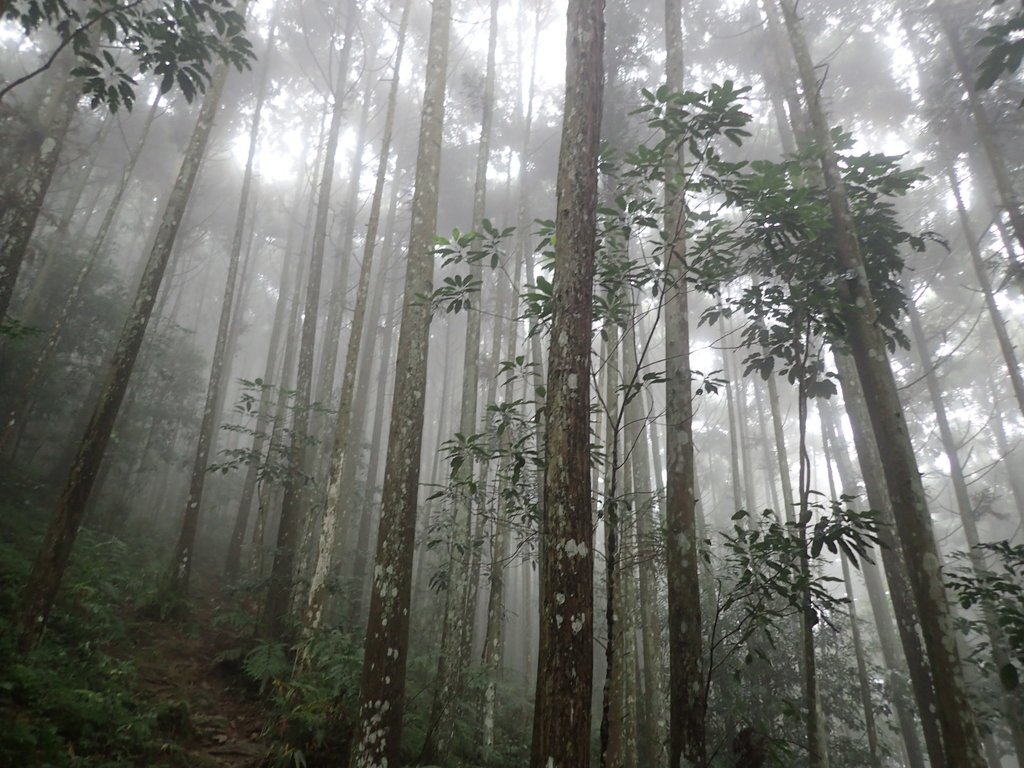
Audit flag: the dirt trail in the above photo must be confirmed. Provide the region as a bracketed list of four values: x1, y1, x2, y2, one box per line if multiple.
[130, 582, 269, 767]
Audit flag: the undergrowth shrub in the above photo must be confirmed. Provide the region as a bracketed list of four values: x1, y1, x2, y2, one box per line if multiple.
[0, 499, 166, 765]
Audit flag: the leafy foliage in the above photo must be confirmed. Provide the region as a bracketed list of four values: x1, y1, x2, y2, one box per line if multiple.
[1, 0, 254, 110]
[0, 500, 170, 765]
[976, 0, 1024, 101]
[947, 540, 1024, 690]
[429, 220, 514, 315]
[718, 502, 880, 633]
[211, 378, 332, 488]
[699, 502, 885, 765]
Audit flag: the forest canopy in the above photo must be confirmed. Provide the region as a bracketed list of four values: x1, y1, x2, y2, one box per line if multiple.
[1, 0, 1023, 766]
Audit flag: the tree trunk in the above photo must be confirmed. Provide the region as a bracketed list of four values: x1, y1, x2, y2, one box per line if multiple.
[943, 157, 1024, 419]
[906, 300, 1024, 764]
[932, 5, 1024, 256]
[346, 0, 451, 763]
[305, 0, 410, 637]
[663, 3, 705, 764]
[819, 401, 928, 768]
[529, 1, 603, 765]
[16, 58, 234, 649]
[0, 72, 79, 323]
[1, 94, 161, 454]
[778, 2, 986, 763]
[170, 26, 274, 594]
[624, 302, 666, 767]
[224, 187, 307, 579]
[820, 430, 881, 766]
[259, 15, 355, 639]
[348, 175, 405, 627]
[419, 0, 497, 756]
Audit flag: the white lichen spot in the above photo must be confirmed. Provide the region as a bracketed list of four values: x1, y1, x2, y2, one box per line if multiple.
[555, 592, 566, 605]
[571, 614, 585, 635]
[567, 373, 578, 390]
[563, 539, 589, 558]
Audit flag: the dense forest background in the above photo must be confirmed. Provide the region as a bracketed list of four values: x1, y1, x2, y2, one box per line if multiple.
[1, 0, 1023, 765]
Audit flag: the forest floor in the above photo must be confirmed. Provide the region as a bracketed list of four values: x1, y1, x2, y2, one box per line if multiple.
[0, 493, 283, 767]
[128, 579, 270, 767]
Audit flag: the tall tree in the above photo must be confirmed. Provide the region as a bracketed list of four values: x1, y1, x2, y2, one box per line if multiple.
[305, 0, 411, 637]
[529, 0, 603, 765]
[169, 23, 275, 595]
[777, 1, 986, 764]
[0, 75, 79, 325]
[420, 0, 499, 758]
[0, 94, 162, 454]
[346, 0, 451, 763]
[16, 57, 235, 650]
[259, 11, 356, 640]
[663, 1, 706, 764]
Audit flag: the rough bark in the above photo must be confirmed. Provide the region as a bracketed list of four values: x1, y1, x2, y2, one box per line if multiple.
[529, 0, 603, 764]
[346, 0, 450, 763]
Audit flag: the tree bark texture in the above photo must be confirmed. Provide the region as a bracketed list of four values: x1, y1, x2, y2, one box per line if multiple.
[529, 0, 603, 764]
[347, 0, 450, 763]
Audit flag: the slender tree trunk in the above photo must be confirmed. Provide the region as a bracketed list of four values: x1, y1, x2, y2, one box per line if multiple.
[723, 346, 745, 513]
[170, 27, 274, 594]
[1, 94, 162, 453]
[820, 431, 881, 766]
[259, 15, 356, 640]
[944, 158, 1024, 418]
[906, 300, 1024, 764]
[347, 0, 451, 763]
[766, 373, 795, 521]
[305, 0, 411, 636]
[600, 324, 624, 768]
[663, 2, 705, 763]
[225, 216, 303, 579]
[529, 1, 603, 764]
[819, 401, 928, 768]
[419, 1, 498, 755]
[753, 384, 783, 516]
[16, 59, 234, 649]
[778, 3, 985, 763]
[932, 5, 1024, 256]
[0, 73, 79, 323]
[624, 305, 666, 767]
[349, 179, 405, 626]
[987, 379, 1024, 531]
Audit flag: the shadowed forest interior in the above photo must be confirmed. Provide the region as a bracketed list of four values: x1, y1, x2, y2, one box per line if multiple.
[1, 0, 1024, 765]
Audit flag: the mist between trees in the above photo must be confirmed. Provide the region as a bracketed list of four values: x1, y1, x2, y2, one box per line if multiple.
[1, 0, 1023, 766]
